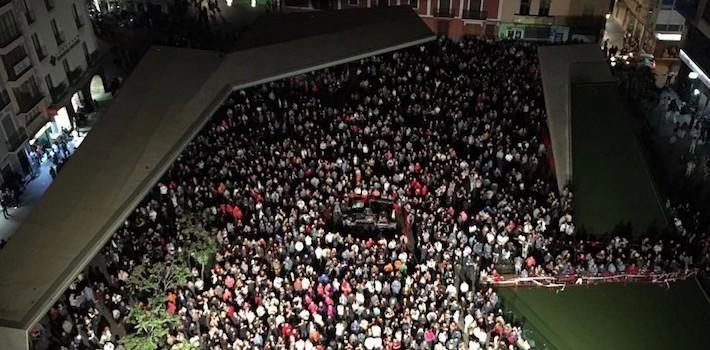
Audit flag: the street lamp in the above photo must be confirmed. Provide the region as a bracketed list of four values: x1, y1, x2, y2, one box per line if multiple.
[689, 71, 699, 80]
[694, 89, 701, 96]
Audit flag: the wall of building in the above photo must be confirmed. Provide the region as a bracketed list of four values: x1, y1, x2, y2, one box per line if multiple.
[0, 0, 99, 181]
[328, 0, 607, 41]
[26, 1, 98, 102]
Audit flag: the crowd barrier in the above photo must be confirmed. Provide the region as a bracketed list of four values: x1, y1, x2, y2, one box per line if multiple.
[491, 269, 698, 289]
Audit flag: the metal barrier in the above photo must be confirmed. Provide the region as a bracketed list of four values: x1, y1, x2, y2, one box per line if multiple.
[492, 269, 698, 289]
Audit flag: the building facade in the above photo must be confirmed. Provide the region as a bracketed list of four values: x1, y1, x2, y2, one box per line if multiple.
[289, 0, 610, 41]
[676, 0, 710, 111]
[91, 0, 171, 13]
[0, 0, 101, 185]
[611, 0, 686, 56]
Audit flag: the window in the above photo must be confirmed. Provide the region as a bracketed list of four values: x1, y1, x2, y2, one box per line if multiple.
[0, 85, 10, 108]
[51, 19, 64, 45]
[2, 114, 17, 139]
[469, 0, 482, 11]
[45, 74, 53, 90]
[22, 0, 35, 24]
[2, 45, 30, 81]
[0, 11, 20, 47]
[410, 0, 418, 8]
[539, 0, 551, 16]
[72, 3, 84, 29]
[13, 76, 42, 112]
[32, 33, 45, 60]
[519, 0, 531, 15]
[82, 42, 90, 63]
[348, 0, 358, 5]
[63, 59, 71, 78]
[507, 29, 523, 39]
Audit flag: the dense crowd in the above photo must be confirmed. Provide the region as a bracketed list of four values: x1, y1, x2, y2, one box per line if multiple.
[34, 37, 710, 350]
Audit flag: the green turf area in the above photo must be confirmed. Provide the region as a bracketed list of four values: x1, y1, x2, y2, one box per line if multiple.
[497, 280, 710, 350]
[571, 83, 667, 236]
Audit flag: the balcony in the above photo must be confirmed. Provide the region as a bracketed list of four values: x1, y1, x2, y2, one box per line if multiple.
[49, 81, 68, 104]
[68, 67, 83, 85]
[54, 31, 65, 46]
[25, 9, 36, 24]
[6, 56, 32, 81]
[44, 0, 54, 11]
[435, 8, 454, 18]
[5, 127, 27, 152]
[74, 15, 85, 29]
[462, 10, 487, 20]
[513, 14, 555, 26]
[0, 30, 22, 49]
[16, 92, 44, 113]
[0, 90, 10, 109]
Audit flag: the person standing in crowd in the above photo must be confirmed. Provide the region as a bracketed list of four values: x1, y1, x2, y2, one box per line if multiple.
[33, 36, 710, 350]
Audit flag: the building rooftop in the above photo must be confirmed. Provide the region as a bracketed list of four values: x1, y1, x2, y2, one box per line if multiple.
[539, 44, 667, 235]
[537, 44, 614, 191]
[0, 7, 433, 345]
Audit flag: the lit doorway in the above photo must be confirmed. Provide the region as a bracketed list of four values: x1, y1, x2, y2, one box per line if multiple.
[54, 107, 72, 134]
[89, 74, 109, 102]
[71, 92, 83, 113]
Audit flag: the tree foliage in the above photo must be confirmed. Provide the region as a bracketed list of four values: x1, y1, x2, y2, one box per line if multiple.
[183, 217, 219, 278]
[120, 303, 179, 350]
[122, 258, 191, 350]
[127, 260, 191, 297]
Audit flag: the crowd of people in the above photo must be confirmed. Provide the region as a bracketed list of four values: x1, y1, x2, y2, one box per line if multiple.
[33, 37, 710, 350]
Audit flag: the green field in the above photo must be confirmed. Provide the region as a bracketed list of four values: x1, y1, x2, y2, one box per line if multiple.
[498, 280, 710, 350]
[571, 83, 667, 236]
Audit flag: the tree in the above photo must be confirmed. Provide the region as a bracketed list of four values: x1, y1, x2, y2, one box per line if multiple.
[183, 219, 219, 279]
[127, 260, 191, 297]
[120, 302, 179, 350]
[121, 259, 191, 350]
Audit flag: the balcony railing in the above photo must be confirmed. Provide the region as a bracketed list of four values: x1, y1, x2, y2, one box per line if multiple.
[25, 9, 36, 24]
[68, 67, 83, 85]
[54, 31, 65, 46]
[513, 14, 555, 25]
[0, 30, 22, 49]
[16, 92, 44, 113]
[0, 91, 10, 109]
[44, 0, 54, 11]
[6, 127, 27, 152]
[74, 15, 84, 29]
[6, 56, 31, 81]
[462, 10, 487, 20]
[50, 81, 68, 104]
[436, 8, 454, 18]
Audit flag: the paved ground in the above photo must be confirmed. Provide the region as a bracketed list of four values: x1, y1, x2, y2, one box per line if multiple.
[0, 102, 112, 245]
[633, 86, 710, 218]
[571, 83, 667, 237]
[498, 280, 710, 350]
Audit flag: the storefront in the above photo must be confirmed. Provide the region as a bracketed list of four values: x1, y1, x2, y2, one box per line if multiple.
[498, 23, 569, 42]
